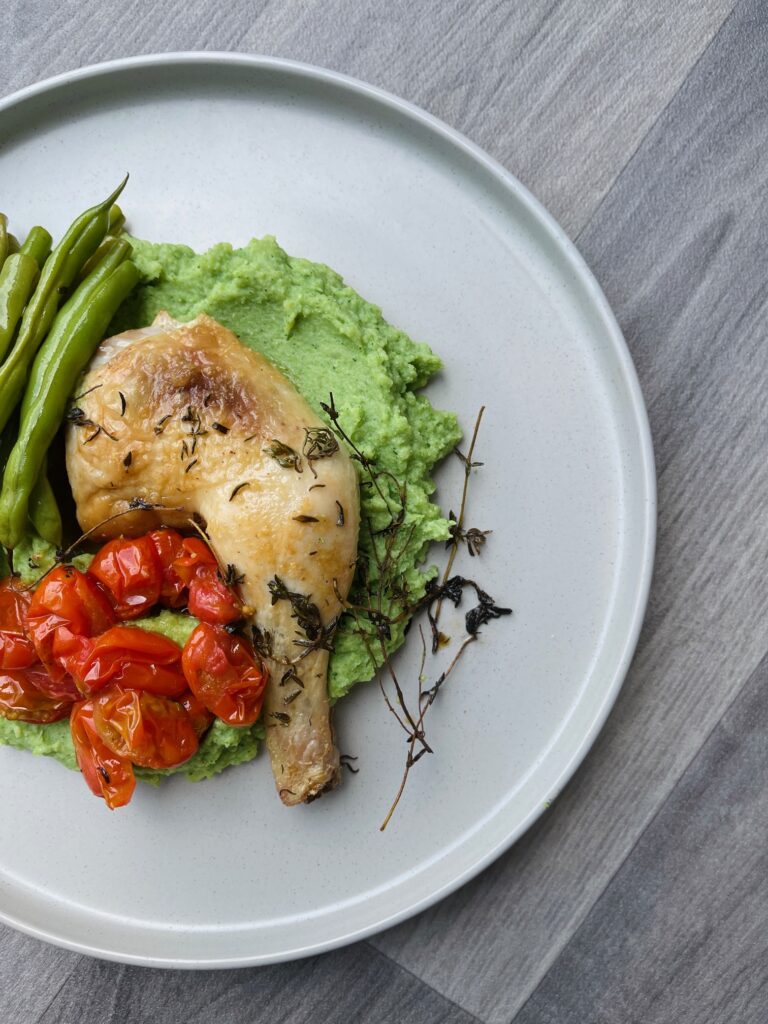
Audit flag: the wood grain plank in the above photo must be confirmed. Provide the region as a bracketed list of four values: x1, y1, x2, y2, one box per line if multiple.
[514, 648, 768, 1024]
[237, 0, 734, 235]
[374, 3, 768, 1020]
[0, 0, 732, 235]
[0, 928, 81, 1022]
[35, 943, 481, 1024]
[0, 3, 745, 1023]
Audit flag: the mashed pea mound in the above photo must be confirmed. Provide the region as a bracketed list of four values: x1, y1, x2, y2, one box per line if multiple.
[0, 236, 460, 784]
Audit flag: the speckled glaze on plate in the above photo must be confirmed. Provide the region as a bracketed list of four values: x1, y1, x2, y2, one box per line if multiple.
[0, 53, 655, 967]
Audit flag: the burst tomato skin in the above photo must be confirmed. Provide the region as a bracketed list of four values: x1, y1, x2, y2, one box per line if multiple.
[0, 630, 37, 669]
[148, 529, 187, 608]
[87, 537, 163, 620]
[72, 626, 187, 698]
[170, 538, 242, 625]
[170, 538, 217, 586]
[187, 574, 242, 625]
[182, 623, 267, 727]
[92, 684, 199, 770]
[179, 690, 215, 738]
[25, 566, 115, 669]
[70, 700, 136, 809]
[0, 578, 36, 669]
[0, 668, 74, 723]
[0, 577, 31, 630]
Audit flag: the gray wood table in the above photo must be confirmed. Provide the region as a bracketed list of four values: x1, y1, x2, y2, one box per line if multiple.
[2, 1, 764, 1021]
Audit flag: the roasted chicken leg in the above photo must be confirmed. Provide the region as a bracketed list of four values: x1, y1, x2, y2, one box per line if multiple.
[65, 312, 360, 804]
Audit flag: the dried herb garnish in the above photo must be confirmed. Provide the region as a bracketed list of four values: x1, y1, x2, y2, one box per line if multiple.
[67, 405, 117, 443]
[229, 482, 250, 501]
[264, 439, 302, 472]
[99, 766, 111, 784]
[303, 427, 339, 461]
[221, 563, 245, 587]
[118, 391, 126, 416]
[293, 515, 319, 523]
[185, 458, 198, 473]
[71, 383, 102, 401]
[268, 575, 322, 641]
[251, 624, 274, 659]
[308, 483, 326, 491]
[212, 422, 229, 434]
[270, 712, 291, 726]
[284, 689, 303, 705]
[340, 754, 359, 774]
[154, 414, 171, 435]
[123, 451, 132, 468]
[335, 500, 345, 526]
[280, 666, 304, 688]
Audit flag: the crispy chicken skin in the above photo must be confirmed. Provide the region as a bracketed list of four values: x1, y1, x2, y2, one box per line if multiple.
[65, 313, 360, 804]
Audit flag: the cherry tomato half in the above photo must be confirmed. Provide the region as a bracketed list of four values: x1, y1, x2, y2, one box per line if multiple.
[70, 700, 136, 809]
[0, 668, 74, 723]
[74, 626, 187, 698]
[92, 684, 199, 769]
[88, 536, 162, 620]
[182, 623, 267, 727]
[25, 566, 115, 695]
[148, 529, 187, 608]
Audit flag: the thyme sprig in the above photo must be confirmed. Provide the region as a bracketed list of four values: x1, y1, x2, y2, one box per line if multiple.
[320, 400, 509, 829]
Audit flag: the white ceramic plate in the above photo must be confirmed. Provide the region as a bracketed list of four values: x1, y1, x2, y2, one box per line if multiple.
[0, 53, 655, 967]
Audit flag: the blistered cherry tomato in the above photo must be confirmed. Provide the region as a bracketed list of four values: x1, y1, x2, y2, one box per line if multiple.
[70, 700, 136, 809]
[26, 566, 115, 658]
[88, 536, 162, 620]
[0, 630, 37, 669]
[170, 538, 217, 585]
[179, 690, 215, 738]
[92, 684, 198, 769]
[74, 626, 186, 698]
[182, 623, 267, 726]
[0, 576, 31, 630]
[187, 574, 241, 625]
[0, 668, 74, 723]
[171, 538, 241, 624]
[148, 529, 187, 607]
[0, 577, 37, 669]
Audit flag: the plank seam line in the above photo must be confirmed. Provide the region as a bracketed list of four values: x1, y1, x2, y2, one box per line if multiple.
[364, 939, 488, 1023]
[574, 1, 739, 246]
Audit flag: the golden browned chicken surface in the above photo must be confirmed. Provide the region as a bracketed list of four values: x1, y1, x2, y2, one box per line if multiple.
[65, 312, 360, 804]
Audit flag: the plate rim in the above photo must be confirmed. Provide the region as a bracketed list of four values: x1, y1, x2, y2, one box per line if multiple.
[0, 50, 657, 967]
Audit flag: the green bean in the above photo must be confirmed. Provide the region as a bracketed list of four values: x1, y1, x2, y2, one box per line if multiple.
[19, 226, 52, 269]
[74, 235, 130, 288]
[0, 177, 128, 437]
[0, 259, 139, 548]
[0, 215, 8, 271]
[0, 416, 60, 546]
[20, 238, 132, 417]
[108, 203, 125, 236]
[28, 461, 62, 547]
[0, 254, 39, 365]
